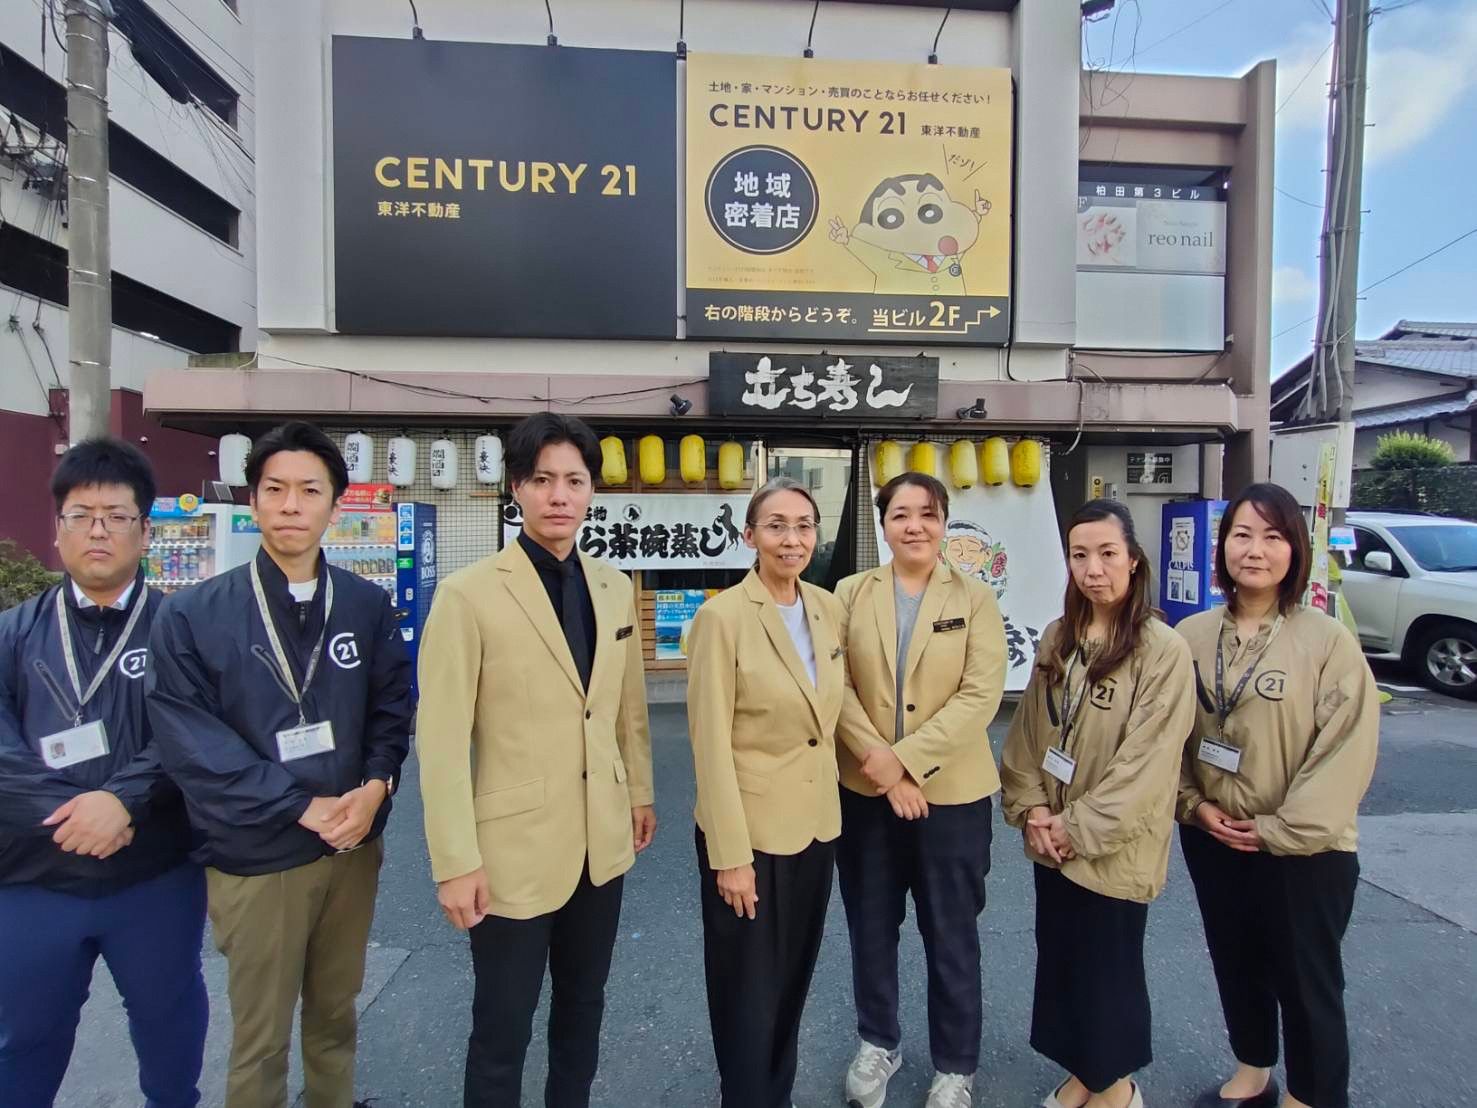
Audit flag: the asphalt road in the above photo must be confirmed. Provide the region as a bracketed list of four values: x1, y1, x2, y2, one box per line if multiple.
[60, 681, 1477, 1108]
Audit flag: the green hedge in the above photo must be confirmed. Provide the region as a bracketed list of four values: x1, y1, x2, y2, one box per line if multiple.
[0, 541, 60, 610]
[1352, 465, 1477, 521]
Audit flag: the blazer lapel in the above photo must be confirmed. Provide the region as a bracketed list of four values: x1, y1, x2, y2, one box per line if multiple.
[871, 563, 899, 683]
[583, 560, 627, 705]
[499, 542, 584, 698]
[801, 580, 840, 718]
[903, 560, 953, 685]
[745, 572, 820, 725]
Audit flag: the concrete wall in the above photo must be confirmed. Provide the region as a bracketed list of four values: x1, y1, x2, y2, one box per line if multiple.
[253, 0, 1081, 384]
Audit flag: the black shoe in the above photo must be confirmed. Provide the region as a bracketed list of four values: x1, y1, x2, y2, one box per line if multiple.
[1192, 1077, 1280, 1108]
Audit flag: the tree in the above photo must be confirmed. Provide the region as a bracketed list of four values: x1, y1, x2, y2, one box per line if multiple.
[1369, 430, 1456, 471]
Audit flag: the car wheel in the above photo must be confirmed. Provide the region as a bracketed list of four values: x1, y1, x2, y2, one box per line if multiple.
[1415, 621, 1477, 700]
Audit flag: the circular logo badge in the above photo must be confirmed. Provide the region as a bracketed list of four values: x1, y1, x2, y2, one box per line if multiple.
[1089, 677, 1118, 710]
[118, 649, 148, 680]
[329, 632, 362, 670]
[1255, 670, 1287, 701]
[178, 493, 200, 513]
[705, 146, 818, 255]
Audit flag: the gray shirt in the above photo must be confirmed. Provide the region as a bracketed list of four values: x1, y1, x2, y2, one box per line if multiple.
[894, 578, 926, 740]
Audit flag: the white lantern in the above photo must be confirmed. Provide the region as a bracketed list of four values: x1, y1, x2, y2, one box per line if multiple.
[474, 434, 504, 485]
[387, 436, 416, 487]
[218, 433, 250, 486]
[430, 438, 458, 490]
[343, 431, 373, 484]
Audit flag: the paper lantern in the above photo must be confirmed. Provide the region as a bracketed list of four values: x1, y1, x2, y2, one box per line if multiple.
[718, 441, 746, 490]
[218, 433, 250, 486]
[430, 438, 457, 490]
[907, 441, 939, 478]
[638, 435, 666, 485]
[872, 440, 903, 487]
[387, 436, 416, 487]
[600, 436, 629, 486]
[474, 434, 503, 485]
[1011, 439, 1042, 487]
[679, 434, 706, 484]
[980, 437, 1009, 486]
[342, 431, 373, 484]
[948, 440, 979, 490]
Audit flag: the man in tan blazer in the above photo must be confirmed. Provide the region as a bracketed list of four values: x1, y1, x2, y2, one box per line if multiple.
[417, 413, 655, 1108]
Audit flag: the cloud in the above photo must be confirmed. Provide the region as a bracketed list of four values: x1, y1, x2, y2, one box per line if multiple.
[1273, 265, 1319, 306]
[1272, 5, 1477, 163]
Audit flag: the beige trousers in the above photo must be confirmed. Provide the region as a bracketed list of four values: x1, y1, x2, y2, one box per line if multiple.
[206, 839, 383, 1108]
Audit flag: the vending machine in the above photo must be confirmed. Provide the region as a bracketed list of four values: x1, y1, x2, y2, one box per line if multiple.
[394, 502, 438, 692]
[323, 485, 399, 598]
[1159, 499, 1227, 626]
[148, 496, 260, 594]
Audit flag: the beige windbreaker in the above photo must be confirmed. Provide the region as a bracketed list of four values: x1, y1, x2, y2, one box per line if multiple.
[1001, 617, 1196, 904]
[1175, 604, 1380, 856]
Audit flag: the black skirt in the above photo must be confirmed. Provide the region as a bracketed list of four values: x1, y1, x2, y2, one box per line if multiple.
[1029, 863, 1152, 1093]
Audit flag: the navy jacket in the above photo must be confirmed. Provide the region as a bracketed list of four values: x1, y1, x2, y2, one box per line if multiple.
[0, 571, 192, 896]
[147, 549, 414, 876]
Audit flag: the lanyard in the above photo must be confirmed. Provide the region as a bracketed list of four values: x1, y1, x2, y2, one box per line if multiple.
[1214, 614, 1285, 736]
[1056, 647, 1092, 755]
[54, 585, 147, 726]
[250, 560, 334, 726]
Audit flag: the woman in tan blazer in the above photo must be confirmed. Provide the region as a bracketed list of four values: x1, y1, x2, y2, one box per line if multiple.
[1176, 483, 1378, 1108]
[686, 475, 846, 1108]
[1000, 499, 1195, 1108]
[832, 473, 1006, 1108]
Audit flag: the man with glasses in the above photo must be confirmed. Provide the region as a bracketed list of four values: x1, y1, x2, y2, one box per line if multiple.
[0, 439, 207, 1108]
[147, 421, 413, 1108]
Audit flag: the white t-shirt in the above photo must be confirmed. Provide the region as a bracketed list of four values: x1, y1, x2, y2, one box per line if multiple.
[287, 579, 318, 603]
[776, 594, 817, 688]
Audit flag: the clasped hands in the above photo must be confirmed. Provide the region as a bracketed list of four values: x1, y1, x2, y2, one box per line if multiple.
[43, 790, 134, 859]
[298, 779, 390, 853]
[859, 745, 929, 822]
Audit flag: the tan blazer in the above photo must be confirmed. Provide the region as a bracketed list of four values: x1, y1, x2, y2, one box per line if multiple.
[835, 561, 1007, 805]
[416, 540, 653, 920]
[686, 571, 845, 871]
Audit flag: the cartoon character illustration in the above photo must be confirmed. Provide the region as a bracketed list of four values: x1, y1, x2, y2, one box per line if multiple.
[943, 520, 1008, 600]
[828, 173, 992, 295]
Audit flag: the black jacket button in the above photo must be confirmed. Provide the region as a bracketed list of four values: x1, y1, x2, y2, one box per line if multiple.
[808, 738, 818, 747]
[585, 710, 592, 719]
[906, 704, 916, 712]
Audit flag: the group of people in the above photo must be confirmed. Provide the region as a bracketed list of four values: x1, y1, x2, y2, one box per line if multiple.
[0, 410, 1378, 1108]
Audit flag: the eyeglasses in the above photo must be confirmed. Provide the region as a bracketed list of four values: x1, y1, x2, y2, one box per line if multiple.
[58, 511, 140, 534]
[758, 521, 818, 539]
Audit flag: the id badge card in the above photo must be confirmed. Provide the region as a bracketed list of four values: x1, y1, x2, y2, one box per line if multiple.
[39, 719, 109, 770]
[1042, 745, 1077, 786]
[1198, 736, 1243, 774]
[275, 719, 336, 763]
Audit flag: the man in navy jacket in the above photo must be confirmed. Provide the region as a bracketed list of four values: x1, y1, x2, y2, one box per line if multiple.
[148, 421, 413, 1108]
[0, 439, 206, 1108]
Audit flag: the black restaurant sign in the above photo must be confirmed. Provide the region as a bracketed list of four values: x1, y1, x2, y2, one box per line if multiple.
[331, 37, 677, 339]
[708, 353, 938, 419]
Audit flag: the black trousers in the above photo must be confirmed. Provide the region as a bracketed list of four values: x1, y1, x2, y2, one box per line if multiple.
[1029, 863, 1151, 1093]
[1181, 824, 1360, 1108]
[464, 865, 624, 1108]
[835, 789, 993, 1075]
[696, 826, 835, 1108]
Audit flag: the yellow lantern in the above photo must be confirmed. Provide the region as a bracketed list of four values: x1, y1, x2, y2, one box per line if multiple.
[1011, 438, 1043, 487]
[638, 435, 666, 485]
[599, 436, 628, 486]
[679, 435, 706, 484]
[872, 440, 903, 486]
[718, 441, 746, 489]
[948, 440, 978, 489]
[908, 441, 939, 477]
[980, 437, 1009, 486]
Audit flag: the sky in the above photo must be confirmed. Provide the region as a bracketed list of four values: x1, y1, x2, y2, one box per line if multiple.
[1080, 0, 1477, 376]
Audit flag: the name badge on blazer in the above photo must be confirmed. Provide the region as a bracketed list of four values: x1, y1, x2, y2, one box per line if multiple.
[933, 617, 966, 633]
[615, 625, 634, 641]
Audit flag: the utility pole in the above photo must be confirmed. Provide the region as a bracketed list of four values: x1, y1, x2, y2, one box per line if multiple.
[65, 0, 113, 443]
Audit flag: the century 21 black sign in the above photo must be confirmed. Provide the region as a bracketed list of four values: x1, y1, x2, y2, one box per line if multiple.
[332, 37, 677, 339]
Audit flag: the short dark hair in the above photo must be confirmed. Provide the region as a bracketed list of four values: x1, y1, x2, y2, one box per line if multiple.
[244, 421, 349, 499]
[857, 173, 946, 225]
[1216, 482, 1311, 616]
[745, 476, 821, 529]
[51, 438, 157, 517]
[506, 413, 602, 485]
[875, 472, 949, 521]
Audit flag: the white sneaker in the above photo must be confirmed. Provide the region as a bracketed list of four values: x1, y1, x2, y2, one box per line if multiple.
[844, 1041, 902, 1108]
[925, 1071, 974, 1108]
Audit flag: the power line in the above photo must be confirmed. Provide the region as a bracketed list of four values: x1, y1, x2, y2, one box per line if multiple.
[1116, 0, 1241, 66]
[1276, 40, 1333, 116]
[1276, 185, 1324, 208]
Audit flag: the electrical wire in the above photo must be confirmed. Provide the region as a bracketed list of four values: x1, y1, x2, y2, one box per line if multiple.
[929, 8, 951, 63]
[1276, 185, 1323, 209]
[1276, 40, 1333, 116]
[804, 0, 820, 57]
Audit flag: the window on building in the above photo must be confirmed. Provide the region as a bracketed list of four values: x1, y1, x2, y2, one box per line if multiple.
[112, 0, 240, 127]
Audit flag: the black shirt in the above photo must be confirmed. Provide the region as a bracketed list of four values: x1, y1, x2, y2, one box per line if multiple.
[517, 530, 596, 691]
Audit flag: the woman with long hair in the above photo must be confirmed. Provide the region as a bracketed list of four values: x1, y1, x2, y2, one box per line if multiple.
[1001, 499, 1195, 1108]
[832, 473, 1007, 1108]
[685, 476, 847, 1108]
[1176, 483, 1379, 1108]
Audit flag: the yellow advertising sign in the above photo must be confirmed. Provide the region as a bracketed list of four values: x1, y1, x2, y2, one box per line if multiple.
[686, 53, 1012, 345]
